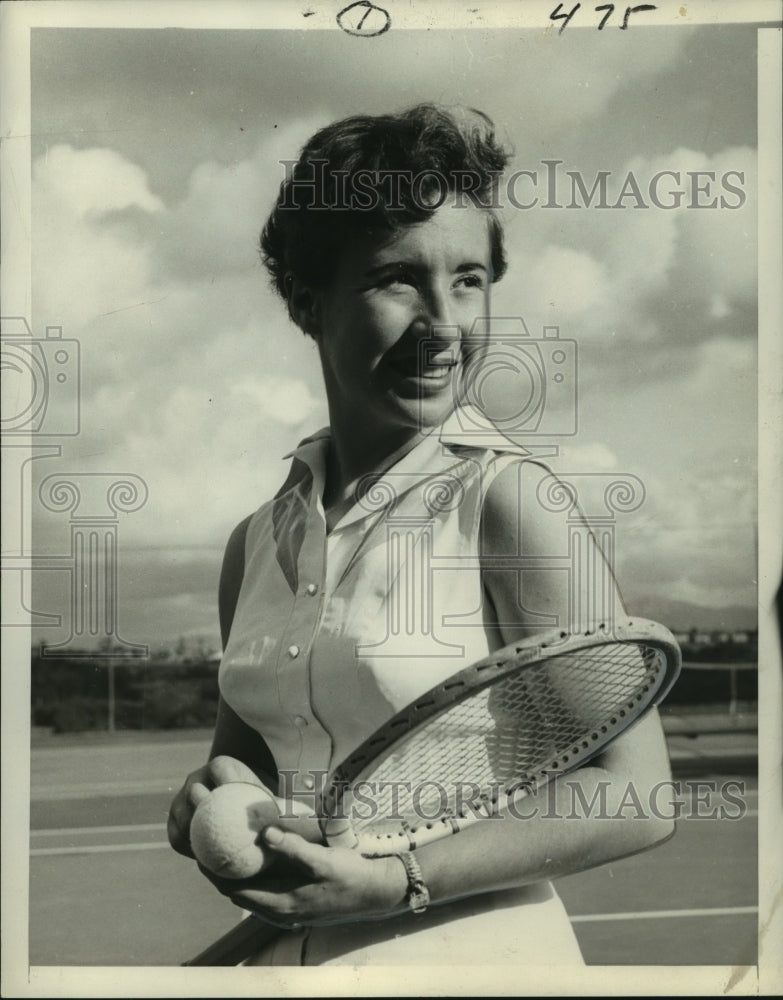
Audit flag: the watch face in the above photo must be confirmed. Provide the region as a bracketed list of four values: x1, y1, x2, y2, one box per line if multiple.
[409, 887, 430, 913]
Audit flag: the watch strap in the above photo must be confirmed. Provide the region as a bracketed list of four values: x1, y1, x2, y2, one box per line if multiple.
[396, 850, 430, 914]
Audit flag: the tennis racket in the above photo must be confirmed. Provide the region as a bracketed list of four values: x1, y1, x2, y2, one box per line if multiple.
[183, 615, 681, 965]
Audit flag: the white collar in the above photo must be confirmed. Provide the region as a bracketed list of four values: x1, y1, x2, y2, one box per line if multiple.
[283, 403, 531, 463]
[280, 403, 530, 533]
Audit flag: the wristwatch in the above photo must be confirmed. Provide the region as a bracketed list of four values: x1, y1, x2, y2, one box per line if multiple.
[396, 850, 430, 914]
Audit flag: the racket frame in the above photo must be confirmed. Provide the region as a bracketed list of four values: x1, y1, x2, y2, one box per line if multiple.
[319, 617, 681, 852]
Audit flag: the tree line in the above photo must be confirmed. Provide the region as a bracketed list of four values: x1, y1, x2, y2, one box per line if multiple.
[31, 639, 757, 734]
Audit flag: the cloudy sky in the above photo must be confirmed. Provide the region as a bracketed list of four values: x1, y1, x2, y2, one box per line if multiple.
[24, 18, 762, 650]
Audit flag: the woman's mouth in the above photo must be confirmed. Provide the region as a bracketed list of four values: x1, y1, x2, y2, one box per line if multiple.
[386, 358, 458, 395]
[419, 365, 454, 380]
[384, 354, 460, 402]
[387, 347, 460, 382]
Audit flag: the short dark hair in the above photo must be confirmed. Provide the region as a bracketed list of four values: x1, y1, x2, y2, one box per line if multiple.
[260, 103, 511, 310]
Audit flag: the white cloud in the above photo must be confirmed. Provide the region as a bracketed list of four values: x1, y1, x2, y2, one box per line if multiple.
[570, 336, 757, 614]
[231, 376, 320, 427]
[679, 336, 755, 407]
[710, 294, 731, 319]
[518, 245, 609, 318]
[676, 146, 757, 306]
[607, 146, 757, 324]
[71, 376, 327, 550]
[557, 442, 619, 472]
[157, 118, 329, 281]
[34, 144, 164, 216]
[497, 145, 757, 347]
[659, 576, 756, 611]
[31, 139, 328, 555]
[33, 145, 164, 333]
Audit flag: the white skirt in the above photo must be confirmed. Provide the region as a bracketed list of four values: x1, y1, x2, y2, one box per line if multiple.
[244, 881, 584, 966]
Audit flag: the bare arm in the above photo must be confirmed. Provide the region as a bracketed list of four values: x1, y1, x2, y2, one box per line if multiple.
[213, 513, 278, 783]
[168, 516, 278, 856]
[209, 696, 278, 788]
[406, 460, 674, 903]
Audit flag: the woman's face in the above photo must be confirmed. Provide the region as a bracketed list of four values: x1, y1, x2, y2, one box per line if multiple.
[311, 203, 492, 439]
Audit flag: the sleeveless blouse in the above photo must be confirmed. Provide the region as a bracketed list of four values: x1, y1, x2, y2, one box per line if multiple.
[219, 404, 584, 966]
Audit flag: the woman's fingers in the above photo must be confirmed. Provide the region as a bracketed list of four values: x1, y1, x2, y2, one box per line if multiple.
[168, 756, 270, 859]
[186, 780, 211, 809]
[166, 796, 193, 858]
[214, 836, 405, 927]
[167, 768, 214, 855]
[222, 830, 330, 919]
[224, 831, 397, 926]
[260, 827, 323, 872]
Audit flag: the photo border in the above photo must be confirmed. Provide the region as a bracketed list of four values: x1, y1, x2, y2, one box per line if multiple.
[2, 2, 780, 996]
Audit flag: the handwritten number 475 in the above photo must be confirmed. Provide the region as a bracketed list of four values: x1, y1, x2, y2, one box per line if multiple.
[550, 3, 657, 33]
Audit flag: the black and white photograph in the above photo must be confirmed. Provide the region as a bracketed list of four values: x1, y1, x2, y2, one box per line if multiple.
[1, 1, 781, 995]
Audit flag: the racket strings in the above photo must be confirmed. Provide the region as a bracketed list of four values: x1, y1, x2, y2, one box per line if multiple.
[343, 641, 666, 837]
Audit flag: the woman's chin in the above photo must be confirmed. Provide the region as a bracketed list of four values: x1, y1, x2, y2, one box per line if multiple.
[376, 371, 458, 430]
[384, 392, 455, 434]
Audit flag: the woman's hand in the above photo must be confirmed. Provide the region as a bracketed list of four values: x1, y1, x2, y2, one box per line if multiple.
[167, 754, 270, 859]
[204, 827, 409, 928]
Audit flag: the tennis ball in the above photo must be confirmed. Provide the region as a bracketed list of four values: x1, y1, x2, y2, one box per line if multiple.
[190, 782, 280, 880]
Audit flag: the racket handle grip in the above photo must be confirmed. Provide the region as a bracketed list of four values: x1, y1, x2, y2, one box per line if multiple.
[183, 915, 280, 966]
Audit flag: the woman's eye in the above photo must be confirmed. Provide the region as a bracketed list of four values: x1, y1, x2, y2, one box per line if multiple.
[378, 271, 416, 289]
[456, 273, 486, 290]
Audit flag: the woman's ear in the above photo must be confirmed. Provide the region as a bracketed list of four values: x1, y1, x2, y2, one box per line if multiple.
[286, 275, 322, 339]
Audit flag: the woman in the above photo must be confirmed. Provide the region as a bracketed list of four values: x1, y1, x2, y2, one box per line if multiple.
[168, 104, 674, 965]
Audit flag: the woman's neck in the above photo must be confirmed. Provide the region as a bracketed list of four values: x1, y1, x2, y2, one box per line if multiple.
[322, 412, 430, 521]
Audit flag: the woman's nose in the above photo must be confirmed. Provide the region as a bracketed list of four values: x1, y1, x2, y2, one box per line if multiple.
[413, 284, 460, 336]
[426, 287, 454, 328]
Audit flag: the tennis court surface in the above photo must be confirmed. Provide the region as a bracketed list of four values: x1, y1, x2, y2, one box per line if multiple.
[27, 727, 758, 967]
